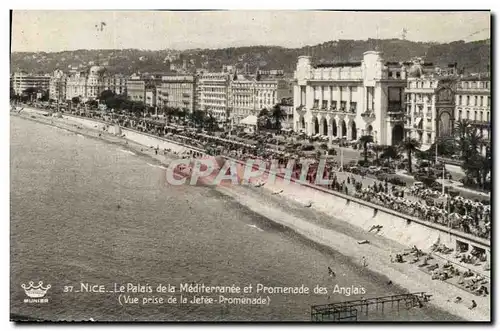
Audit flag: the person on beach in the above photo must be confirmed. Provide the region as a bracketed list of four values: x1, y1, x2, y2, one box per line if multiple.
[362, 256, 367, 267]
[469, 300, 477, 310]
[328, 267, 336, 278]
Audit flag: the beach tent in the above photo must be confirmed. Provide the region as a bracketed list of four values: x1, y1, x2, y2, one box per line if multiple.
[240, 115, 258, 134]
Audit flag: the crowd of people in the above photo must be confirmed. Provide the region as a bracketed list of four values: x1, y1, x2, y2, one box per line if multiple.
[61, 110, 492, 240]
[389, 245, 490, 302]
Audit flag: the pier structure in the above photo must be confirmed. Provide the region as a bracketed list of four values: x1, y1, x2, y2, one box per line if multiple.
[311, 292, 431, 322]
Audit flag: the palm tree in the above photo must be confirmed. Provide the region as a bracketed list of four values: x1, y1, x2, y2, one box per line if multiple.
[205, 111, 218, 133]
[372, 144, 386, 162]
[399, 137, 421, 173]
[164, 106, 175, 123]
[359, 135, 373, 163]
[270, 103, 286, 131]
[258, 108, 270, 130]
[460, 127, 486, 186]
[380, 145, 399, 160]
[455, 119, 471, 141]
[455, 119, 472, 160]
[23, 87, 38, 102]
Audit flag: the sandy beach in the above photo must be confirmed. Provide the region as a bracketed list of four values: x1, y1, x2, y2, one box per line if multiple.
[12, 110, 490, 321]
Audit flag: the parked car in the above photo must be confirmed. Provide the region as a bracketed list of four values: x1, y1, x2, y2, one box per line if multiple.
[381, 167, 395, 174]
[413, 181, 425, 189]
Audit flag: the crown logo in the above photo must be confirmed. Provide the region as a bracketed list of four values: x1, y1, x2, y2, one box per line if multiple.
[21, 281, 51, 298]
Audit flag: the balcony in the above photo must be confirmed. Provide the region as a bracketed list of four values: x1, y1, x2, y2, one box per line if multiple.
[386, 111, 405, 122]
[361, 111, 375, 119]
[388, 103, 402, 113]
[469, 120, 490, 127]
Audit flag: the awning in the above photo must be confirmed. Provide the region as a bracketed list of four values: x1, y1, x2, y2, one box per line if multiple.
[240, 115, 258, 126]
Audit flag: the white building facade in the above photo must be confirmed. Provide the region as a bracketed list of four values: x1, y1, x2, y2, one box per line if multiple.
[198, 72, 231, 121]
[455, 75, 491, 142]
[158, 75, 197, 113]
[65, 66, 107, 102]
[293, 51, 407, 145]
[11, 72, 51, 96]
[230, 76, 293, 124]
[49, 69, 67, 102]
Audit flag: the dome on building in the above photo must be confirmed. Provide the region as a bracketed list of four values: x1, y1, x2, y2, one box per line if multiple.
[408, 63, 423, 78]
[89, 66, 105, 75]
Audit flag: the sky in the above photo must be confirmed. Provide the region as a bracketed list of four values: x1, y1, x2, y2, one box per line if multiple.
[11, 11, 491, 53]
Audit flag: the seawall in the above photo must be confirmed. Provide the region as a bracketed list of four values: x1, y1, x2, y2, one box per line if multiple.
[58, 113, 491, 261]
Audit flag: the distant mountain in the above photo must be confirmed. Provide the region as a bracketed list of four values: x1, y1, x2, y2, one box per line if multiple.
[10, 39, 490, 76]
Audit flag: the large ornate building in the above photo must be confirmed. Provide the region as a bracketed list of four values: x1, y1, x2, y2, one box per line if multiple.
[230, 74, 293, 124]
[455, 75, 491, 140]
[65, 66, 107, 102]
[65, 66, 129, 103]
[198, 72, 231, 121]
[11, 71, 51, 96]
[157, 75, 197, 113]
[49, 69, 67, 102]
[103, 74, 127, 96]
[293, 51, 407, 145]
[404, 60, 458, 150]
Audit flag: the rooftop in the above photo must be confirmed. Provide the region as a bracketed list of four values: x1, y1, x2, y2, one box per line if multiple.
[314, 62, 362, 68]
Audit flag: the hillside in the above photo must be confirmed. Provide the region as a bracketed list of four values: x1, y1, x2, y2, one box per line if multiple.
[10, 38, 490, 75]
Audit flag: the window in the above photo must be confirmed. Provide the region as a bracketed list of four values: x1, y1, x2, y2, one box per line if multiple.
[474, 111, 477, 121]
[322, 100, 328, 109]
[467, 110, 470, 119]
[480, 96, 483, 107]
[488, 96, 490, 107]
[458, 110, 462, 120]
[459, 95, 462, 105]
[480, 111, 483, 122]
[467, 96, 470, 105]
[388, 87, 402, 111]
[487, 112, 490, 121]
[474, 96, 478, 106]
[300, 86, 306, 106]
[350, 102, 357, 112]
[331, 100, 337, 110]
[340, 101, 347, 110]
[313, 99, 319, 109]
